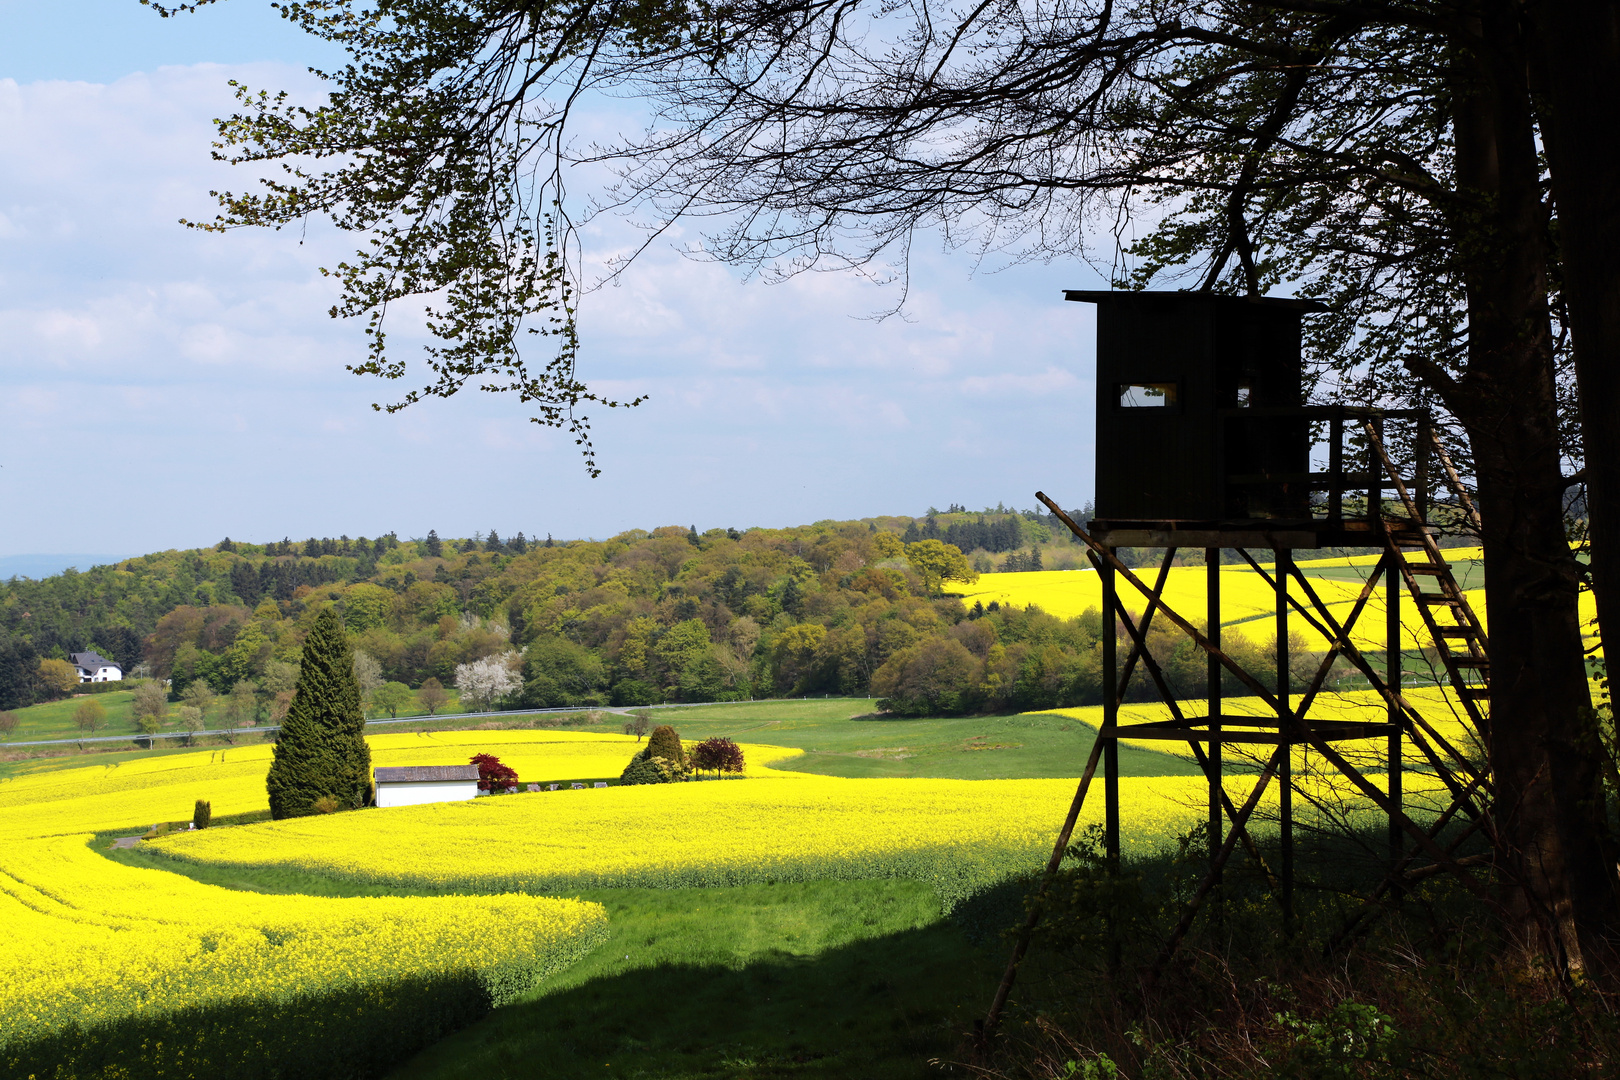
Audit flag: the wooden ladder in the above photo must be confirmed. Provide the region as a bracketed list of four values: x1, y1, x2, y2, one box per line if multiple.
[1365, 424, 1491, 735]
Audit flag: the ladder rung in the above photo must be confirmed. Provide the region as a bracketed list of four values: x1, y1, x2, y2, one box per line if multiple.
[1451, 657, 1489, 669]
[1437, 626, 1479, 637]
[1406, 564, 1446, 575]
[1458, 687, 1491, 701]
[1416, 594, 1462, 605]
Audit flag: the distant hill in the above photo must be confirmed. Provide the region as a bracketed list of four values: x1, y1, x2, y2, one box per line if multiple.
[0, 512, 1100, 715]
[0, 554, 131, 581]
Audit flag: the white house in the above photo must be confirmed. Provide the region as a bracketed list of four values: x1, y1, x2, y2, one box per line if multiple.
[69, 651, 122, 683]
[374, 765, 480, 808]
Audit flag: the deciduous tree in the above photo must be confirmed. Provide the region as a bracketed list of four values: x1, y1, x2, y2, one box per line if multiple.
[371, 681, 412, 718]
[177, 705, 204, 745]
[74, 699, 106, 737]
[904, 541, 977, 596]
[454, 652, 521, 712]
[416, 676, 449, 716]
[224, 679, 260, 740]
[36, 658, 78, 699]
[132, 679, 169, 735]
[181, 681, 216, 724]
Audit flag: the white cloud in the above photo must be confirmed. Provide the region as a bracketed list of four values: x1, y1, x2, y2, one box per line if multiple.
[960, 366, 1081, 397]
[0, 61, 1108, 555]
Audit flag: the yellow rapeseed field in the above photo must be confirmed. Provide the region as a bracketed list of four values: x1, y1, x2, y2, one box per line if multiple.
[0, 833, 606, 1071]
[959, 565, 1491, 650]
[962, 546, 1600, 650]
[0, 730, 777, 1075]
[149, 771, 1222, 908]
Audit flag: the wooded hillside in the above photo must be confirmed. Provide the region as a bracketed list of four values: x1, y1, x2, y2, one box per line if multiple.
[0, 509, 1127, 716]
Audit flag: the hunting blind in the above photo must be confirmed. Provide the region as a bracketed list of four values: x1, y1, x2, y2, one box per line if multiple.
[980, 291, 1494, 1045]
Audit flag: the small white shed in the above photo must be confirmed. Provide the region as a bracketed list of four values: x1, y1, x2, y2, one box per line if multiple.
[374, 765, 480, 808]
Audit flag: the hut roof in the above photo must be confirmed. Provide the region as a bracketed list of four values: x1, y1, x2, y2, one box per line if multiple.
[374, 765, 480, 783]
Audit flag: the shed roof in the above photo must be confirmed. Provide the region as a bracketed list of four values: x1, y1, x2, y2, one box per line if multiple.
[374, 765, 480, 783]
[1063, 289, 1330, 313]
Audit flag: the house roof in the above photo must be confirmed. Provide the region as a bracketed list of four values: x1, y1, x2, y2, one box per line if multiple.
[69, 651, 118, 671]
[374, 765, 481, 783]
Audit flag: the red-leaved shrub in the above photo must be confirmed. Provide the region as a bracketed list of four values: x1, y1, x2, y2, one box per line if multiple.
[471, 752, 519, 792]
[690, 737, 745, 776]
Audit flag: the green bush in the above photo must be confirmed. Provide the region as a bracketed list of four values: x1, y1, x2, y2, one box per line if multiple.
[645, 725, 685, 768]
[192, 799, 211, 830]
[619, 755, 681, 786]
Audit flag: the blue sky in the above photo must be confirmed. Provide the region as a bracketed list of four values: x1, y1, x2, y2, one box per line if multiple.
[0, 0, 1105, 560]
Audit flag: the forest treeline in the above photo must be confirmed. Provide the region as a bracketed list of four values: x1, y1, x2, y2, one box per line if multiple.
[0, 506, 1310, 717]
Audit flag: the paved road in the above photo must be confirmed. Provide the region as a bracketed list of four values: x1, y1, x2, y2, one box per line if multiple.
[4, 697, 820, 749]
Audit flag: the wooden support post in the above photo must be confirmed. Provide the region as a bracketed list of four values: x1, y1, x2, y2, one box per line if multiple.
[1207, 547, 1222, 887]
[1329, 412, 1344, 526]
[1388, 553, 1403, 882]
[1369, 416, 1385, 519]
[1103, 549, 1120, 872]
[1277, 548, 1294, 933]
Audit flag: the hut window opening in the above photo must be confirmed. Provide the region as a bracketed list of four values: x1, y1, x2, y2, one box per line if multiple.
[1118, 382, 1178, 408]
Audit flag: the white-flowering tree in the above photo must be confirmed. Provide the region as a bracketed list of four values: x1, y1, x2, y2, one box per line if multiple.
[455, 652, 522, 713]
[352, 651, 385, 698]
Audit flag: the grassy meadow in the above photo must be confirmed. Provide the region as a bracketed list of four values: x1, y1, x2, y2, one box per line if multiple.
[0, 684, 480, 746]
[640, 698, 1204, 779]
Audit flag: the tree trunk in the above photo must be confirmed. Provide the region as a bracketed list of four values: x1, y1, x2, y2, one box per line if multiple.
[1530, 0, 1620, 673]
[1436, 4, 1620, 974]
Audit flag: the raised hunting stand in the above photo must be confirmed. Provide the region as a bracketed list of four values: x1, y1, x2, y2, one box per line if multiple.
[980, 291, 1493, 1041]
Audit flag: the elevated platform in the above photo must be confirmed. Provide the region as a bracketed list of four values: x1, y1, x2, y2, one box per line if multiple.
[1087, 518, 1438, 550]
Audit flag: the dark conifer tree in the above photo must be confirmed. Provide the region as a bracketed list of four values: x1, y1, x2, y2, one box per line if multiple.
[545, 533, 554, 548]
[266, 607, 372, 818]
[687, 525, 700, 546]
[229, 560, 261, 605]
[510, 531, 528, 554]
[0, 636, 39, 710]
[424, 530, 442, 558]
[486, 529, 503, 553]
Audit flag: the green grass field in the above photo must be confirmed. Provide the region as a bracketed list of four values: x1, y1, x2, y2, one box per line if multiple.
[644, 699, 1203, 779]
[396, 881, 997, 1080]
[0, 685, 482, 746]
[1, 690, 145, 742]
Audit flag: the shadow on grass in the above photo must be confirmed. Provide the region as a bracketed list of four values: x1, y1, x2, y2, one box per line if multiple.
[391, 918, 1002, 1080]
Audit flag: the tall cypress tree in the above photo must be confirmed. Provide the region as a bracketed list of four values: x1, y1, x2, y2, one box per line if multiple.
[266, 607, 372, 818]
